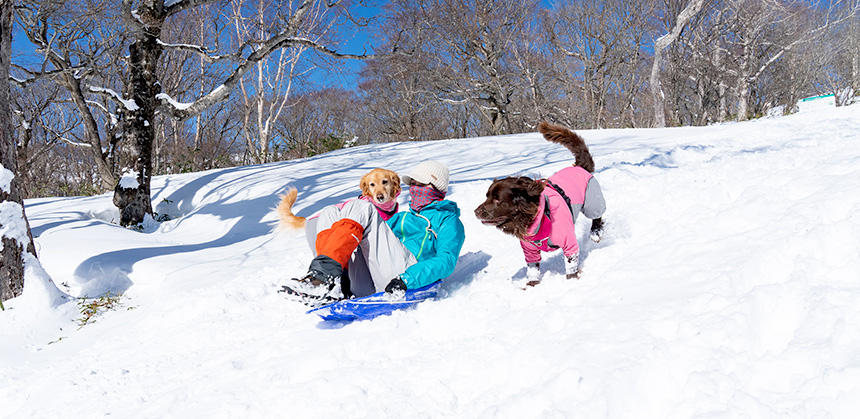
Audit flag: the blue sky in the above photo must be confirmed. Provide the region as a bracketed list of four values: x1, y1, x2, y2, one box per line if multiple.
[11, 1, 561, 92]
[10, 2, 384, 92]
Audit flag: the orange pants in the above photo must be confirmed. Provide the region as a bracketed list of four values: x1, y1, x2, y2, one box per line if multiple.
[314, 218, 364, 268]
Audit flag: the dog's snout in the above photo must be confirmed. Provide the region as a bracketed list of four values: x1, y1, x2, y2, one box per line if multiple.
[474, 204, 486, 218]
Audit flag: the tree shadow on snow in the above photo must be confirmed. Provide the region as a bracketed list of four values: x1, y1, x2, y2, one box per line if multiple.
[72, 162, 374, 297]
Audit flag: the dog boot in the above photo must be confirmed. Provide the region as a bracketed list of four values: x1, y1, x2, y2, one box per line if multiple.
[565, 254, 581, 280]
[589, 218, 604, 243]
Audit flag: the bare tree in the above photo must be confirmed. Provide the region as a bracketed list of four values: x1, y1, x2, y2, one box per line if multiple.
[1, 0, 38, 303]
[720, 0, 856, 120]
[649, 0, 707, 127]
[548, 0, 654, 128]
[15, 0, 128, 190]
[231, 0, 321, 164]
[16, 0, 374, 226]
[394, 0, 538, 136]
[853, 6, 860, 94]
[271, 87, 360, 157]
[117, 0, 373, 227]
[357, 5, 459, 142]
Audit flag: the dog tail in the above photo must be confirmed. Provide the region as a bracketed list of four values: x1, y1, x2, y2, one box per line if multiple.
[276, 188, 307, 230]
[538, 121, 595, 173]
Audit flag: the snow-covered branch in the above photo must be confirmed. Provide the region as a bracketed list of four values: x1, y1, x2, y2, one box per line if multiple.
[157, 39, 236, 63]
[155, 93, 194, 111]
[87, 86, 140, 111]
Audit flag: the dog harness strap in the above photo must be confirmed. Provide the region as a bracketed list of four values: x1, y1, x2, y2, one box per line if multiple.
[542, 196, 559, 249]
[545, 180, 576, 222]
[526, 196, 559, 250]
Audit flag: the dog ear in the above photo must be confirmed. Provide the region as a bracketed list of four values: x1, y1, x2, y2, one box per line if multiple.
[391, 172, 401, 196]
[359, 173, 370, 197]
[527, 179, 545, 198]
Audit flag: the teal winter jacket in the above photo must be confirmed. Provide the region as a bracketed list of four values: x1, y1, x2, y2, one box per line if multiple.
[386, 199, 466, 289]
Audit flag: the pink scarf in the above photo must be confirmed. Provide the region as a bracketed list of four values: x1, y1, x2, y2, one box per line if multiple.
[409, 185, 446, 212]
[359, 193, 400, 221]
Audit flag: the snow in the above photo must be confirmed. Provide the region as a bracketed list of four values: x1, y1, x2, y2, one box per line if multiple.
[88, 86, 140, 111]
[155, 92, 194, 111]
[0, 163, 13, 193]
[156, 39, 204, 51]
[119, 169, 140, 189]
[0, 165, 33, 251]
[2, 102, 860, 417]
[0, 202, 32, 251]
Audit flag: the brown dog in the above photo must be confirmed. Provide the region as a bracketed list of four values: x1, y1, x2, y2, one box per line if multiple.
[474, 121, 605, 280]
[277, 168, 401, 230]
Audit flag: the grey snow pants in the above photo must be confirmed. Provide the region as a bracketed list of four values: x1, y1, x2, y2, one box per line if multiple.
[572, 177, 606, 222]
[305, 199, 417, 297]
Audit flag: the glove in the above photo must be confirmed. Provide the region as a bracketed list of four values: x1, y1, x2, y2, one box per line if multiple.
[526, 262, 541, 281]
[565, 254, 581, 279]
[385, 276, 407, 293]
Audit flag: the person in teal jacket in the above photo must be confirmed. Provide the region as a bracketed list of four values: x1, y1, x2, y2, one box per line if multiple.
[287, 161, 466, 302]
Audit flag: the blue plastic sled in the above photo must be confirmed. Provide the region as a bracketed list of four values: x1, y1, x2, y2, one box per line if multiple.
[307, 281, 441, 321]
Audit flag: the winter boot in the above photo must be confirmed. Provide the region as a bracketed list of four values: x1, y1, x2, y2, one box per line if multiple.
[589, 217, 604, 243]
[283, 267, 337, 295]
[281, 218, 365, 306]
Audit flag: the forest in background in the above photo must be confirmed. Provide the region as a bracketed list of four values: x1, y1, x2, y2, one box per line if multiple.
[9, 0, 860, 199]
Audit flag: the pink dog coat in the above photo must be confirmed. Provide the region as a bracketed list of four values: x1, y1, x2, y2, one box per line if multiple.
[520, 166, 593, 263]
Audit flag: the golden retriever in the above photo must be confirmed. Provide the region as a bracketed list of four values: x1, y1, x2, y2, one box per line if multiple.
[277, 168, 401, 230]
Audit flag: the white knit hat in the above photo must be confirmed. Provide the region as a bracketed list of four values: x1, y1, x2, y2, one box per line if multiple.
[402, 160, 450, 193]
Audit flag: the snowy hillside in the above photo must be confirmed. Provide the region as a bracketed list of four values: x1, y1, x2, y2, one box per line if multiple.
[2, 102, 859, 418]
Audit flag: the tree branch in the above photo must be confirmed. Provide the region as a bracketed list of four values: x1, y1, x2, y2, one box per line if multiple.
[164, 0, 216, 17]
[164, 36, 373, 120]
[157, 39, 238, 63]
[9, 64, 86, 88]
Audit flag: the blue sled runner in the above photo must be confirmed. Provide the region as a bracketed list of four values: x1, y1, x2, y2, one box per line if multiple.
[307, 281, 441, 321]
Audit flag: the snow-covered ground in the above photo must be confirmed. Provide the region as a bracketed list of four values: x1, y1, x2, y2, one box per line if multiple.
[2, 100, 859, 418]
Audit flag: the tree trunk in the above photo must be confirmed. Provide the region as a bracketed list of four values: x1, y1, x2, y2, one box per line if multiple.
[715, 46, 728, 122]
[0, 0, 37, 302]
[853, 50, 859, 95]
[851, 15, 859, 97]
[649, 0, 706, 128]
[114, 1, 163, 226]
[649, 45, 667, 127]
[736, 43, 752, 121]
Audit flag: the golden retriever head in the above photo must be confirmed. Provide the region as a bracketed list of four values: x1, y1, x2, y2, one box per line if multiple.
[360, 168, 401, 204]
